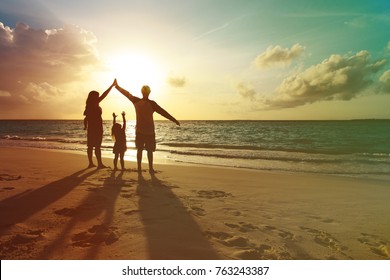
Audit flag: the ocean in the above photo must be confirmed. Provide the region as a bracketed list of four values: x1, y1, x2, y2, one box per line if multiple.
[1, 119, 390, 178]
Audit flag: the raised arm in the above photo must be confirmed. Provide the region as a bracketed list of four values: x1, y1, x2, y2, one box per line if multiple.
[153, 102, 180, 126]
[115, 84, 139, 103]
[112, 112, 117, 125]
[98, 79, 116, 103]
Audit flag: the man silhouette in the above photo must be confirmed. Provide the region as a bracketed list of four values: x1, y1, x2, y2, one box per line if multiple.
[115, 80, 180, 173]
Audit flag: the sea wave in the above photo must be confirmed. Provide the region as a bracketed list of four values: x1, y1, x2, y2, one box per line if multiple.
[159, 146, 390, 165]
[2, 119, 390, 178]
[2, 135, 84, 144]
[159, 142, 263, 151]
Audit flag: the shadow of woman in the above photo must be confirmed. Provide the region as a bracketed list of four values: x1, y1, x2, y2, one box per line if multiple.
[39, 169, 124, 259]
[0, 168, 98, 234]
[137, 171, 219, 259]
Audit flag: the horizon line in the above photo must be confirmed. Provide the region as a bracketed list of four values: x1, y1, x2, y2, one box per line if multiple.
[1, 118, 389, 122]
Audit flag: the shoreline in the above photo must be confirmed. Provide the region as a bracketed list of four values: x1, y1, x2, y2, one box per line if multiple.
[2, 118, 390, 180]
[2, 143, 390, 182]
[1, 146, 390, 260]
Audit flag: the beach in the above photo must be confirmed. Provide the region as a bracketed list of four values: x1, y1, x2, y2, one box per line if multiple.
[0, 146, 389, 260]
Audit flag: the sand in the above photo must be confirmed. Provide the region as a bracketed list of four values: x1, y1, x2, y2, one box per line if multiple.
[0, 146, 389, 260]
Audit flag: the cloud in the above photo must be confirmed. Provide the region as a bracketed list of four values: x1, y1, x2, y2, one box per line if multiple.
[254, 43, 305, 69]
[0, 21, 100, 117]
[236, 82, 256, 101]
[379, 70, 390, 93]
[262, 50, 387, 108]
[167, 76, 187, 88]
[24, 82, 64, 103]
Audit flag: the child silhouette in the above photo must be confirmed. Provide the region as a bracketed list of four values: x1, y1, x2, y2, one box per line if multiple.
[111, 111, 127, 170]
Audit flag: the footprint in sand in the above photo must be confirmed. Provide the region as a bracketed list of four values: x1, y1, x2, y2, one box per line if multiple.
[264, 225, 276, 231]
[300, 226, 349, 257]
[204, 231, 251, 247]
[0, 186, 16, 192]
[10, 230, 45, 245]
[263, 225, 295, 241]
[232, 244, 292, 260]
[123, 209, 140, 215]
[300, 226, 336, 247]
[196, 190, 232, 199]
[225, 222, 259, 233]
[53, 201, 103, 217]
[358, 233, 390, 259]
[0, 174, 21, 181]
[278, 230, 295, 240]
[189, 205, 206, 216]
[120, 188, 134, 198]
[182, 196, 206, 217]
[54, 207, 80, 217]
[0, 229, 45, 258]
[307, 215, 337, 224]
[71, 224, 119, 247]
[223, 207, 242, 217]
[205, 230, 291, 260]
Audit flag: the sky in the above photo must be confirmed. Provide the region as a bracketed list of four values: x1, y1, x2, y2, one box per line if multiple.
[0, 0, 389, 120]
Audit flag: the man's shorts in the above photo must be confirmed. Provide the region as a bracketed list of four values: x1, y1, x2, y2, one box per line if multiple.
[135, 133, 156, 152]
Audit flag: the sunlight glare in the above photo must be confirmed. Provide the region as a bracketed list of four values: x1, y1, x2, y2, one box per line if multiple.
[107, 52, 165, 96]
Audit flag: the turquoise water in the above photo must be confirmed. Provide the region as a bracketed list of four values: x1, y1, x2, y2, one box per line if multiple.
[1, 120, 390, 177]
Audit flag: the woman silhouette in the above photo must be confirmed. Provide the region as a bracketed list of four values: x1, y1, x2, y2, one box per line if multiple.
[83, 79, 116, 168]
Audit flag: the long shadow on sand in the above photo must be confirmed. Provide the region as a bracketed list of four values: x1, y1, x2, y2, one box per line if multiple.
[39, 169, 124, 259]
[0, 168, 97, 235]
[137, 171, 219, 259]
[1, 168, 219, 259]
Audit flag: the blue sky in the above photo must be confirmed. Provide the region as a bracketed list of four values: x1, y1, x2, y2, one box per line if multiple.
[0, 0, 389, 119]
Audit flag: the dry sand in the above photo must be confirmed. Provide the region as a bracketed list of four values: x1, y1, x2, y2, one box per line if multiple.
[0, 147, 389, 260]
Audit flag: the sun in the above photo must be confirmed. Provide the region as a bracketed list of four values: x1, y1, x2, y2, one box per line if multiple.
[107, 52, 166, 96]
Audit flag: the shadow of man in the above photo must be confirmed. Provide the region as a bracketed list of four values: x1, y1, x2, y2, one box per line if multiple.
[137, 171, 219, 259]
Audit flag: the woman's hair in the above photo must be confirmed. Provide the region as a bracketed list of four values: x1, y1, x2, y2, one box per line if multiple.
[86, 91, 99, 107]
[84, 91, 100, 117]
[111, 123, 122, 141]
